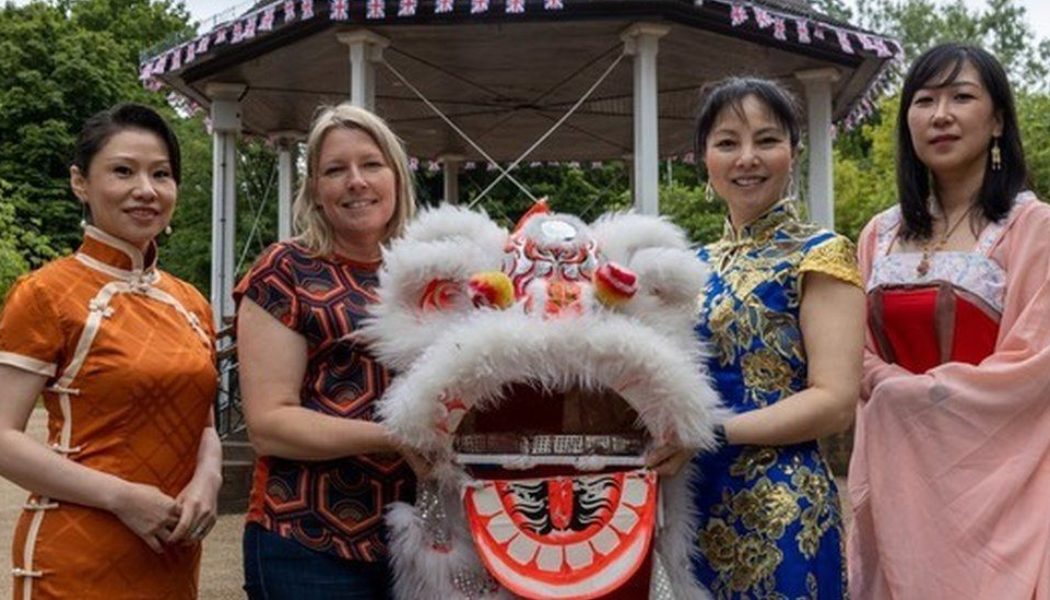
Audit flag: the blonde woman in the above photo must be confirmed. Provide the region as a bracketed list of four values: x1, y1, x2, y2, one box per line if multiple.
[236, 104, 419, 599]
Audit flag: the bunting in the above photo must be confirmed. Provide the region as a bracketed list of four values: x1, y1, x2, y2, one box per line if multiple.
[398, 0, 418, 17]
[367, 0, 385, 19]
[331, 0, 350, 19]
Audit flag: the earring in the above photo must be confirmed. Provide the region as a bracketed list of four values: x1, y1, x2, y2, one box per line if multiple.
[164, 225, 173, 235]
[79, 203, 88, 228]
[704, 181, 715, 203]
[991, 137, 1002, 171]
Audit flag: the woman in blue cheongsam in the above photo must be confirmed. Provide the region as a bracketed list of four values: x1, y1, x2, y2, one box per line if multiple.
[668, 77, 864, 598]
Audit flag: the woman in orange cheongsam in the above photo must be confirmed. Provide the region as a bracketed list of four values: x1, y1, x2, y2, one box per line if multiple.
[0, 103, 221, 599]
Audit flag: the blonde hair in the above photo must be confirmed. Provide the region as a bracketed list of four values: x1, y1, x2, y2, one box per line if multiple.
[293, 103, 416, 256]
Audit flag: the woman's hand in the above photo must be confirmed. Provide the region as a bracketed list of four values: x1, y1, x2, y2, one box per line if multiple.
[645, 444, 695, 477]
[168, 470, 222, 546]
[401, 447, 435, 480]
[108, 481, 181, 553]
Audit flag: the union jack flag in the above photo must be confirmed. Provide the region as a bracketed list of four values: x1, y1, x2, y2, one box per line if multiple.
[196, 35, 210, 54]
[185, 41, 196, 63]
[590, 161, 602, 168]
[730, 3, 748, 26]
[464, 161, 477, 170]
[773, 17, 786, 40]
[284, 0, 296, 21]
[435, 0, 453, 13]
[486, 161, 498, 171]
[567, 161, 581, 168]
[139, 62, 152, 81]
[835, 29, 854, 54]
[214, 27, 228, 44]
[427, 160, 441, 172]
[398, 0, 417, 16]
[152, 54, 168, 75]
[682, 152, 695, 164]
[260, 6, 276, 30]
[795, 19, 811, 44]
[232, 21, 243, 42]
[813, 24, 826, 40]
[301, 0, 315, 19]
[169, 47, 182, 70]
[506, 0, 524, 13]
[471, 0, 488, 13]
[857, 33, 876, 52]
[243, 15, 257, 39]
[528, 161, 542, 168]
[409, 157, 420, 171]
[543, 0, 562, 9]
[754, 8, 774, 28]
[331, 0, 350, 20]
[367, 0, 385, 19]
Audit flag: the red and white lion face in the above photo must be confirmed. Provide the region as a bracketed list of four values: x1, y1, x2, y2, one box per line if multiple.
[362, 202, 721, 599]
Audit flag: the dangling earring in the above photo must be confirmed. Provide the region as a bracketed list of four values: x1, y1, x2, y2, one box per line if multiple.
[704, 180, 716, 203]
[79, 203, 88, 228]
[164, 225, 173, 235]
[991, 137, 1002, 171]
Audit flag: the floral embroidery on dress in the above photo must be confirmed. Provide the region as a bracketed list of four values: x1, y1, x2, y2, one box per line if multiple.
[691, 199, 854, 599]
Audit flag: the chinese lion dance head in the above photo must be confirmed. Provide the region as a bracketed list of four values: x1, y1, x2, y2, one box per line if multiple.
[362, 201, 722, 599]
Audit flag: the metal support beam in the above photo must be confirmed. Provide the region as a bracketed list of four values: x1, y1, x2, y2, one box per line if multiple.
[796, 67, 840, 230]
[440, 154, 463, 204]
[622, 23, 669, 216]
[271, 131, 302, 240]
[337, 30, 390, 110]
[206, 82, 245, 329]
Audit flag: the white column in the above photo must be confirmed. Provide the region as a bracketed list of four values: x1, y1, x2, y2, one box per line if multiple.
[271, 131, 301, 240]
[440, 154, 463, 204]
[621, 23, 669, 216]
[796, 68, 840, 230]
[337, 31, 390, 110]
[206, 82, 245, 328]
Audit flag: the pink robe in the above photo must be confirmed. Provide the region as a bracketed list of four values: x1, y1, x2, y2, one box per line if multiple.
[849, 195, 1050, 599]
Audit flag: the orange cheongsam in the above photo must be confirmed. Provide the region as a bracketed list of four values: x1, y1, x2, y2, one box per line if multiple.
[0, 226, 217, 600]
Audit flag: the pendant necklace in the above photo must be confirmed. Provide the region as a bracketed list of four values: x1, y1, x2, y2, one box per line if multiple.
[916, 203, 977, 277]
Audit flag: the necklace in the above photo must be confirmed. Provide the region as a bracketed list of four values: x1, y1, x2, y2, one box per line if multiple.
[915, 204, 977, 276]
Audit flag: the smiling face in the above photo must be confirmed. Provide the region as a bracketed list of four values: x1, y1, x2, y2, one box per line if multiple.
[906, 60, 1002, 182]
[703, 95, 794, 230]
[70, 128, 177, 251]
[313, 126, 397, 260]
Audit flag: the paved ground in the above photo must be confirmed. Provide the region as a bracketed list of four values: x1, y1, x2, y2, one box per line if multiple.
[0, 409, 853, 599]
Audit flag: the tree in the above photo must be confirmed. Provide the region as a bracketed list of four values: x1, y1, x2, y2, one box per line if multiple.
[0, 1, 192, 265]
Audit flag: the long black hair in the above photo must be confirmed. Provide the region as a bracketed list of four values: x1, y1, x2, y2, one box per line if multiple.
[896, 43, 1028, 240]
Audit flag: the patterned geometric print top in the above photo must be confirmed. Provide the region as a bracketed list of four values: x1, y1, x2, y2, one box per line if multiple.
[689, 200, 861, 599]
[235, 241, 415, 562]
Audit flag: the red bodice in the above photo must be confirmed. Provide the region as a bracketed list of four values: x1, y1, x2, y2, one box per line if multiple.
[868, 282, 999, 374]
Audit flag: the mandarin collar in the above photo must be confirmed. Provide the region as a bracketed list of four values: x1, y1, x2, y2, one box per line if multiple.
[720, 199, 797, 244]
[75, 226, 160, 283]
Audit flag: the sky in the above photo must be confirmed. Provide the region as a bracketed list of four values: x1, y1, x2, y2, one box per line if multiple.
[181, 0, 1050, 40]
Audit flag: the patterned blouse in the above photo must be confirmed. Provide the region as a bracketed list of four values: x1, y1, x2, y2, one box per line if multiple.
[235, 241, 415, 562]
[690, 200, 861, 599]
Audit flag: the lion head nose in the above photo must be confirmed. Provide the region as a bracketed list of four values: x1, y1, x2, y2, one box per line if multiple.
[468, 271, 515, 309]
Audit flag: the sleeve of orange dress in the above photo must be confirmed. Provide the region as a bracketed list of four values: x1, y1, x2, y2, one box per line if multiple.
[0, 274, 65, 378]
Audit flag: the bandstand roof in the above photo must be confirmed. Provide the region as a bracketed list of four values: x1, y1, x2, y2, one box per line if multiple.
[142, 0, 901, 162]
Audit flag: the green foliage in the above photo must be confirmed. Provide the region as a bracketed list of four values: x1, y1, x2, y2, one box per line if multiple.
[834, 97, 900, 241]
[1017, 92, 1050, 198]
[0, 179, 30, 301]
[847, 0, 1050, 91]
[0, 0, 192, 266]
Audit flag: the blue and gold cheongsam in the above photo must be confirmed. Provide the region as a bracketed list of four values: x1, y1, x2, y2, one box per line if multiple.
[690, 200, 860, 599]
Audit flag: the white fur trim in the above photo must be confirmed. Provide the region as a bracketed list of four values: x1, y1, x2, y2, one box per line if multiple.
[378, 309, 725, 454]
[590, 212, 691, 263]
[656, 460, 712, 599]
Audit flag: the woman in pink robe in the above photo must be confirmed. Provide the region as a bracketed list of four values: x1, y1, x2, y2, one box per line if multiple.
[849, 43, 1050, 598]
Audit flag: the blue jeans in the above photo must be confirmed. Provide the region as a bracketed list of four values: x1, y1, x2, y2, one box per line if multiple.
[243, 523, 394, 600]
